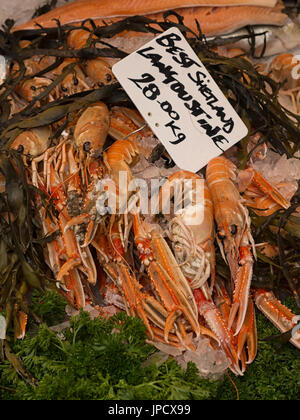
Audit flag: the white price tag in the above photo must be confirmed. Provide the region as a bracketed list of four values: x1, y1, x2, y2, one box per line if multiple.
[113, 28, 248, 173]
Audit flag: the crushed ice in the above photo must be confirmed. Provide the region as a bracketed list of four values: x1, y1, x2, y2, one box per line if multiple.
[252, 150, 300, 202]
[148, 335, 230, 380]
[175, 336, 231, 380]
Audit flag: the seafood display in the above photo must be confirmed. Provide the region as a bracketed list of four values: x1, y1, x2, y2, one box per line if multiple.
[0, 0, 300, 383]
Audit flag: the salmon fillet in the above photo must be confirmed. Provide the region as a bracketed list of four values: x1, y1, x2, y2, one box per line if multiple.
[147, 5, 288, 35]
[13, 0, 281, 31]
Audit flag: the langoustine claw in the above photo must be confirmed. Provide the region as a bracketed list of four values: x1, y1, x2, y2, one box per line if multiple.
[194, 288, 243, 376]
[132, 212, 202, 345]
[254, 289, 300, 350]
[92, 222, 192, 349]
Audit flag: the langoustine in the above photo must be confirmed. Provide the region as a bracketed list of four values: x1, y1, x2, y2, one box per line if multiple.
[158, 170, 215, 294]
[8, 37, 115, 112]
[88, 137, 207, 350]
[158, 170, 245, 375]
[206, 156, 290, 335]
[269, 53, 300, 116]
[11, 52, 89, 104]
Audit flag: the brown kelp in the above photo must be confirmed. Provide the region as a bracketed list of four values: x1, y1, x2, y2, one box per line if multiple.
[0, 151, 53, 340]
[249, 183, 300, 308]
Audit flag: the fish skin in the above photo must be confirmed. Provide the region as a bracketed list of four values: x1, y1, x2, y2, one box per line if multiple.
[0, 55, 7, 85]
[13, 0, 281, 32]
[205, 21, 300, 56]
[145, 5, 288, 36]
[255, 21, 300, 56]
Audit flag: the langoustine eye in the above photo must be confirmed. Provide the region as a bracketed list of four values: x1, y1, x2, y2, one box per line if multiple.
[83, 141, 91, 152]
[217, 230, 226, 240]
[16, 144, 25, 154]
[231, 224, 238, 236]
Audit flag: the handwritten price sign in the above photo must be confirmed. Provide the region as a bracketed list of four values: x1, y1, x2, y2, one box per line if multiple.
[113, 28, 248, 172]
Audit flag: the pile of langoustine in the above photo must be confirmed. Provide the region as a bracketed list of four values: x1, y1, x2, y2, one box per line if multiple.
[0, 0, 300, 378]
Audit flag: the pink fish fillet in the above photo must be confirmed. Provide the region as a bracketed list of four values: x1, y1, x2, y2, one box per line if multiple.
[13, 0, 283, 32]
[148, 5, 288, 36]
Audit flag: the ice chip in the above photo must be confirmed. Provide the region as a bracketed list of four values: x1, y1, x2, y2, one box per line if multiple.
[175, 335, 230, 380]
[0, 56, 7, 85]
[253, 150, 300, 184]
[252, 150, 300, 203]
[147, 341, 184, 357]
